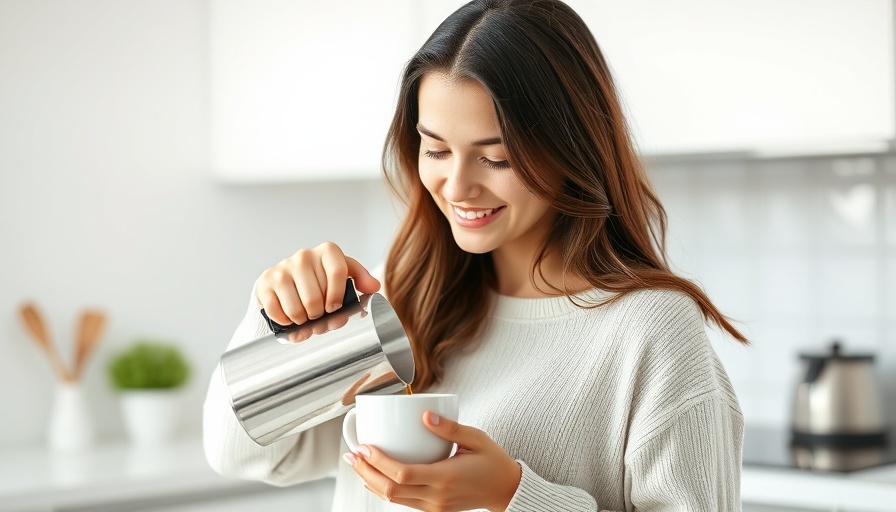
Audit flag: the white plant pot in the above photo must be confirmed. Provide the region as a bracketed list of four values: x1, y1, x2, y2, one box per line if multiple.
[119, 389, 183, 446]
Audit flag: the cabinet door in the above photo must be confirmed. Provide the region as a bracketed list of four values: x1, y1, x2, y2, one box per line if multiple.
[210, 0, 418, 182]
[566, 0, 894, 156]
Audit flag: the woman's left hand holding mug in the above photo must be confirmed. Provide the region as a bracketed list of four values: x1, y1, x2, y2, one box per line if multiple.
[345, 411, 521, 512]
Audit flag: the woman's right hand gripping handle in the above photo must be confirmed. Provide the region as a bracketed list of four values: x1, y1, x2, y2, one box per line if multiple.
[254, 242, 381, 327]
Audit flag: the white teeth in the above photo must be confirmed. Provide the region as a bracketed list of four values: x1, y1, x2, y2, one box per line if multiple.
[455, 207, 496, 220]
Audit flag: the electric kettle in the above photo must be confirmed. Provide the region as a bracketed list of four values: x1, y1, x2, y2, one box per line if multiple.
[791, 341, 888, 447]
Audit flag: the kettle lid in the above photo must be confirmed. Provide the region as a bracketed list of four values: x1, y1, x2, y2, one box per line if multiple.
[798, 340, 874, 362]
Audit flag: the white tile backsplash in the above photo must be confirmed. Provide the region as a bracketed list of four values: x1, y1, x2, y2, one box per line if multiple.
[695, 164, 757, 252]
[884, 174, 896, 247]
[755, 256, 815, 319]
[651, 154, 895, 429]
[885, 256, 896, 324]
[740, 380, 796, 427]
[819, 184, 879, 248]
[756, 162, 817, 254]
[694, 255, 757, 322]
[743, 321, 809, 382]
[818, 255, 880, 320]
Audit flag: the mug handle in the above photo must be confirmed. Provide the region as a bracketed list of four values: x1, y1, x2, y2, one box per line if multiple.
[342, 408, 359, 453]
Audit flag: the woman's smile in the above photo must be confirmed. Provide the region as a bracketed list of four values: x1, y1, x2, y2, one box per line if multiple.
[452, 205, 506, 227]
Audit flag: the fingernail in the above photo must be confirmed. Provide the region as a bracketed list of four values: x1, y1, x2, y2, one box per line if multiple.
[343, 452, 357, 466]
[326, 303, 339, 313]
[357, 445, 371, 459]
[429, 412, 441, 426]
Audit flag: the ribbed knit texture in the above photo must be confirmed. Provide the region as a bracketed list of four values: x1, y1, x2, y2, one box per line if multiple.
[204, 286, 743, 511]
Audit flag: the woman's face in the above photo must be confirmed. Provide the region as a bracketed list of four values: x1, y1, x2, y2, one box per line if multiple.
[417, 72, 554, 259]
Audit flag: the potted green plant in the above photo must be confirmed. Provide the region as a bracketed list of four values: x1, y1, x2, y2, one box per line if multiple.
[108, 340, 190, 446]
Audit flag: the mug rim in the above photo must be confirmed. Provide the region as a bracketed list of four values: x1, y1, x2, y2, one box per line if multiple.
[356, 393, 457, 400]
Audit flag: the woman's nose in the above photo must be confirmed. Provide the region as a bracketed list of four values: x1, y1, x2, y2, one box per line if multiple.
[441, 158, 481, 203]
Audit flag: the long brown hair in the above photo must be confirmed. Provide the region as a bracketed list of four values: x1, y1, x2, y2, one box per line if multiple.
[383, 0, 747, 390]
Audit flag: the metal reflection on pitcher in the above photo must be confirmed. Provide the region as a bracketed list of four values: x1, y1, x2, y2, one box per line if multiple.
[219, 279, 416, 446]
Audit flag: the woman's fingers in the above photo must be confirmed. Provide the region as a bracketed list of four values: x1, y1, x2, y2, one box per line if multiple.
[255, 242, 376, 326]
[423, 411, 487, 451]
[355, 457, 401, 502]
[346, 256, 381, 295]
[256, 269, 304, 326]
[356, 445, 431, 486]
[319, 242, 349, 313]
[293, 251, 327, 320]
[350, 454, 428, 503]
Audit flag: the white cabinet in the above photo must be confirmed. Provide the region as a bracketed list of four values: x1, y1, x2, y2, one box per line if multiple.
[209, 0, 420, 182]
[210, 0, 895, 182]
[566, 0, 895, 157]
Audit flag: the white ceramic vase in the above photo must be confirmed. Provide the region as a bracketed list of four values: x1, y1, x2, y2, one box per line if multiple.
[48, 382, 94, 452]
[119, 389, 182, 446]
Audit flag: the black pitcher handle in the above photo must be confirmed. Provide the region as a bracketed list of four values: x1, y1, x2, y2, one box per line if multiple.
[260, 278, 361, 334]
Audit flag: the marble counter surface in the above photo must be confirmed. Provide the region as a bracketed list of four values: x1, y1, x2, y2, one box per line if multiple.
[0, 437, 332, 512]
[3, 436, 895, 512]
[742, 462, 896, 511]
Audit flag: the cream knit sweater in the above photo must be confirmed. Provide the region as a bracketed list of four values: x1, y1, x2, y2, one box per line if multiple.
[204, 286, 743, 511]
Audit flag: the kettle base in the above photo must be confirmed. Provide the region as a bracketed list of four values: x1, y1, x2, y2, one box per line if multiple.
[791, 430, 887, 448]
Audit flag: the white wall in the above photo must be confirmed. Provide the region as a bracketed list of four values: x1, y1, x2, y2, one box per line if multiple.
[0, 0, 400, 448]
[1, 0, 893, 451]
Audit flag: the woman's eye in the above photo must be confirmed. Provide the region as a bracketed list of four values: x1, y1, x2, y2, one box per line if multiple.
[481, 158, 511, 170]
[422, 149, 449, 160]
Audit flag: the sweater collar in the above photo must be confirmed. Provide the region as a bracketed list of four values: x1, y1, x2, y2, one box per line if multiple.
[490, 288, 613, 320]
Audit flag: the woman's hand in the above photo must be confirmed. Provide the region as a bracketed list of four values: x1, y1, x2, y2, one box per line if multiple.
[255, 242, 380, 326]
[344, 411, 522, 512]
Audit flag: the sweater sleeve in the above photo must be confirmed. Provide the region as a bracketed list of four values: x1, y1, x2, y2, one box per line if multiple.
[624, 396, 743, 511]
[505, 395, 741, 512]
[506, 461, 607, 512]
[202, 284, 343, 486]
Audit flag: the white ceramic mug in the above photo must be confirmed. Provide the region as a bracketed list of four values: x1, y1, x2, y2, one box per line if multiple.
[342, 393, 459, 464]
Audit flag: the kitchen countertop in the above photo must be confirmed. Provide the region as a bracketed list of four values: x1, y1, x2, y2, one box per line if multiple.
[742, 462, 896, 511]
[1, 437, 895, 511]
[740, 425, 896, 511]
[0, 437, 329, 512]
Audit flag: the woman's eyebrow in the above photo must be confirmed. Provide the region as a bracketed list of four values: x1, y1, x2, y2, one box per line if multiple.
[416, 123, 503, 146]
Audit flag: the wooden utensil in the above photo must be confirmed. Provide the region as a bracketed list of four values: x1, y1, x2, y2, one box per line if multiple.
[73, 309, 107, 380]
[19, 303, 72, 382]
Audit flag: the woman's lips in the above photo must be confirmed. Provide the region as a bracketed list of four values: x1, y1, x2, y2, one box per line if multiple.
[452, 205, 505, 228]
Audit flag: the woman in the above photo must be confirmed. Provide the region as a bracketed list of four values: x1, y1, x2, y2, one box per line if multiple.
[203, 1, 747, 510]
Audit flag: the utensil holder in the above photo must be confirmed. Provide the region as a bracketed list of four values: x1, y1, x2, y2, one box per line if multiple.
[48, 381, 94, 452]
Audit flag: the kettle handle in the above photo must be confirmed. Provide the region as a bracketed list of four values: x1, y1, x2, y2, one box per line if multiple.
[260, 278, 361, 334]
[803, 358, 826, 384]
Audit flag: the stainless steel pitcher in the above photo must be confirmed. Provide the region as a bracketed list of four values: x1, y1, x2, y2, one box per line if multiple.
[219, 279, 416, 446]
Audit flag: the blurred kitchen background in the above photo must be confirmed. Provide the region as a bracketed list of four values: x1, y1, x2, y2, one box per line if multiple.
[1, 0, 895, 511]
